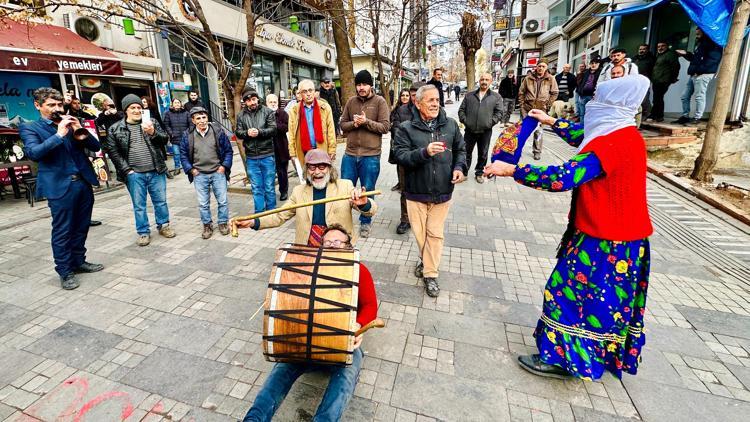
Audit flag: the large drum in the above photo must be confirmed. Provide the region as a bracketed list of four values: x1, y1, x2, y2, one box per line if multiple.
[263, 244, 360, 365]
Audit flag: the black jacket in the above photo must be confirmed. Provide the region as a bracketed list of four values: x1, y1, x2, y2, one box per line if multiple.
[426, 78, 445, 107]
[163, 108, 191, 142]
[555, 72, 577, 101]
[273, 108, 290, 161]
[319, 87, 341, 116]
[393, 108, 466, 204]
[633, 52, 656, 79]
[652, 49, 681, 85]
[103, 119, 169, 182]
[576, 68, 601, 97]
[235, 105, 277, 158]
[458, 89, 503, 133]
[184, 99, 205, 113]
[499, 76, 519, 100]
[388, 103, 414, 164]
[686, 38, 723, 76]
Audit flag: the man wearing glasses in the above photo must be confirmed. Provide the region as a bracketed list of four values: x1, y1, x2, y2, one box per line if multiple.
[288, 80, 337, 167]
[236, 149, 377, 246]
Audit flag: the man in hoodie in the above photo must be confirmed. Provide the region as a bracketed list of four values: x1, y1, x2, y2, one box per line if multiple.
[340, 69, 391, 238]
[517, 60, 558, 160]
[235, 91, 277, 212]
[598, 48, 639, 83]
[674, 28, 723, 125]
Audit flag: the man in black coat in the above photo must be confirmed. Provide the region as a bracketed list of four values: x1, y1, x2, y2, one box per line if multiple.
[426, 68, 445, 107]
[266, 94, 291, 201]
[499, 69, 519, 125]
[458, 72, 503, 183]
[319, 78, 342, 135]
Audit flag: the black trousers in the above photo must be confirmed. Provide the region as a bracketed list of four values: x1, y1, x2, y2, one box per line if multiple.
[48, 180, 94, 277]
[651, 82, 671, 119]
[464, 130, 493, 176]
[276, 159, 289, 195]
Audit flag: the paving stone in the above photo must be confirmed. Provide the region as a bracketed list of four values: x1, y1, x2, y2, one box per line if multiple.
[676, 306, 750, 340]
[727, 364, 750, 390]
[181, 406, 237, 421]
[135, 313, 227, 356]
[391, 365, 509, 420]
[201, 297, 262, 332]
[460, 296, 541, 327]
[0, 302, 39, 337]
[367, 262, 401, 283]
[415, 309, 507, 350]
[202, 274, 269, 301]
[437, 273, 506, 299]
[633, 348, 689, 387]
[362, 324, 408, 363]
[24, 322, 122, 369]
[571, 405, 638, 421]
[374, 280, 424, 307]
[623, 377, 750, 422]
[0, 345, 44, 387]
[0, 277, 59, 308]
[0, 403, 15, 420]
[120, 348, 229, 406]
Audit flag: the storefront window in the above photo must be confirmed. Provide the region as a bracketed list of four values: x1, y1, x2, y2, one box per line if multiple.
[569, 23, 605, 69]
[223, 43, 281, 98]
[613, 12, 649, 55]
[290, 62, 322, 92]
[651, 3, 692, 51]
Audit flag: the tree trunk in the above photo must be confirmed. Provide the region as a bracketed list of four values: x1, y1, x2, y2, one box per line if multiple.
[330, 0, 356, 104]
[465, 53, 477, 91]
[691, 0, 750, 182]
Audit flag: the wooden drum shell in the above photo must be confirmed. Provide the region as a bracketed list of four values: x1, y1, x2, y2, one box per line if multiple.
[263, 244, 359, 365]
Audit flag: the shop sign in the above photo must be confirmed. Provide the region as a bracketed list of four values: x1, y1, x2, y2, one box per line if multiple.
[0, 51, 123, 76]
[169, 81, 190, 90]
[255, 26, 311, 54]
[494, 16, 522, 31]
[524, 50, 541, 68]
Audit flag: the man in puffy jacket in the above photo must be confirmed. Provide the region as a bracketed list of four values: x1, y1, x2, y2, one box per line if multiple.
[163, 98, 190, 175]
[674, 28, 723, 125]
[518, 60, 558, 160]
[393, 84, 467, 298]
[458, 72, 502, 183]
[235, 91, 277, 212]
[650, 41, 681, 122]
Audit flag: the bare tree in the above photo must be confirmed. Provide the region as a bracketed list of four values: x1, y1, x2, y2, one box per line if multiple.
[691, 0, 750, 182]
[458, 1, 485, 91]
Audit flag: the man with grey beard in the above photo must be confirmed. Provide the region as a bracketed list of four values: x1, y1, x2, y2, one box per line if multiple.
[235, 149, 378, 246]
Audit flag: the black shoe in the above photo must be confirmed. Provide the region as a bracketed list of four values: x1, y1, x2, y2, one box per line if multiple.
[673, 116, 691, 124]
[423, 277, 440, 297]
[174, 168, 182, 175]
[517, 354, 571, 379]
[89, 220, 102, 227]
[74, 262, 104, 273]
[687, 118, 701, 125]
[396, 222, 410, 235]
[280, 192, 288, 201]
[166, 171, 175, 179]
[533, 152, 541, 160]
[654, 117, 664, 122]
[414, 261, 423, 278]
[391, 183, 400, 192]
[60, 273, 80, 290]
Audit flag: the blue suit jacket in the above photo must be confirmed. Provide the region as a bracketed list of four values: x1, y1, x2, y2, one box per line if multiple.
[20, 119, 100, 200]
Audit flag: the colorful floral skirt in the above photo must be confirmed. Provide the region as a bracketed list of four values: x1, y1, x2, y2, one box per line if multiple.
[534, 231, 650, 380]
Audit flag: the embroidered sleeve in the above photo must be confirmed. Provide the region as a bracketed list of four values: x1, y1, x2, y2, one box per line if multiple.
[551, 119, 585, 147]
[513, 152, 603, 192]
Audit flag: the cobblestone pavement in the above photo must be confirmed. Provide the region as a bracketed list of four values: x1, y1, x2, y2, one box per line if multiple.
[1, 103, 750, 421]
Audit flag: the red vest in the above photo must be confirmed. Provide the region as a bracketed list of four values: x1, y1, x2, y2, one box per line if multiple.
[575, 126, 653, 241]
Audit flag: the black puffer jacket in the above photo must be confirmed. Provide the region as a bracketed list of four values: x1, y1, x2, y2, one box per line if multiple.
[392, 108, 467, 204]
[163, 107, 191, 142]
[235, 105, 277, 158]
[103, 119, 169, 182]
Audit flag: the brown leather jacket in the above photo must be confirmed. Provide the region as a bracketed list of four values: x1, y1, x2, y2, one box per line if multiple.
[517, 72, 559, 113]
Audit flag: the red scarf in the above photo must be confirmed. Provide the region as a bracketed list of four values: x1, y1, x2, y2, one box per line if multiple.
[298, 99, 325, 153]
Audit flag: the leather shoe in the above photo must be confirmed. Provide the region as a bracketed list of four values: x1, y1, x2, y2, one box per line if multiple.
[89, 220, 102, 226]
[517, 354, 571, 379]
[165, 171, 174, 179]
[74, 262, 104, 273]
[423, 277, 440, 297]
[60, 273, 80, 290]
[280, 192, 289, 201]
[396, 222, 410, 235]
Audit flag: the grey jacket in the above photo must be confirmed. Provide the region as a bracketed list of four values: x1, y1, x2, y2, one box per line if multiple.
[235, 105, 277, 158]
[458, 89, 503, 133]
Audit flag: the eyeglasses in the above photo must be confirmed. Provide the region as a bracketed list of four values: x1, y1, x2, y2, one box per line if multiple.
[323, 239, 349, 248]
[306, 163, 329, 171]
[300, 88, 315, 94]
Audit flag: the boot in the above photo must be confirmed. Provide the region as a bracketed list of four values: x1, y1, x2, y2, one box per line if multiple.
[202, 223, 214, 239]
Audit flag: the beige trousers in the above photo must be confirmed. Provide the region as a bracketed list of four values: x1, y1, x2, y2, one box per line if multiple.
[406, 200, 452, 278]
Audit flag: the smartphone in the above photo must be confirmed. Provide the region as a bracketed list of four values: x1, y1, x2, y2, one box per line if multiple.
[142, 109, 151, 123]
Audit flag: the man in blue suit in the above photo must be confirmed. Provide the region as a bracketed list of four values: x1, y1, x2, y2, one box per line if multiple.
[20, 88, 104, 290]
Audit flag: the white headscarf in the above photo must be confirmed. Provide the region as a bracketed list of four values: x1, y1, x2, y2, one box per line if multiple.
[578, 75, 651, 152]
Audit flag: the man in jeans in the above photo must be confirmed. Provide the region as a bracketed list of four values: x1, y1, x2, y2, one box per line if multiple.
[393, 84, 466, 297]
[499, 69, 519, 126]
[104, 94, 176, 246]
[340, 69, 390, 238]
[674, 28, 723, 125]
[458, 72, 502, 183]
[180, 107, 233, 239]
[236, 91, 277, 212]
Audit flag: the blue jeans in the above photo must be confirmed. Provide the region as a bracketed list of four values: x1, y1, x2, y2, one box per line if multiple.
[247, 156, 277, 212]
[126, 171, 170, 235]
[681, 73, 714, 119]
[193, 172, 229, 225]
[576, 95, 593, 126]
[171, 143, 182, 169]
[341, 154, 380, 225]
[243, 348, 363, 422]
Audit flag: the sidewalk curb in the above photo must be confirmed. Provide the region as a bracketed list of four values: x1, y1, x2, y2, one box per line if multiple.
[647, 162, 750, 226]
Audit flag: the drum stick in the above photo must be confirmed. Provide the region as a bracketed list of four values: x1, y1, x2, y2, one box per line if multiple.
[230, 189, 382, 237]
[355, 318, 385, 337]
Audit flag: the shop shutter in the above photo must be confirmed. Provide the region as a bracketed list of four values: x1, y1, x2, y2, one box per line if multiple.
[542, 37, 561, 57]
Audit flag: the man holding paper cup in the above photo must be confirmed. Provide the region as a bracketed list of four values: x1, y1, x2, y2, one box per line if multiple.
[287, 79, 337, 169]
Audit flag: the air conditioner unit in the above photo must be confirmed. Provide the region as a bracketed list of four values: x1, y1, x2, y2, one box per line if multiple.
[522, 18, 547, 35]
[63, 13, 114, 50]
[171, 62, 183, 76]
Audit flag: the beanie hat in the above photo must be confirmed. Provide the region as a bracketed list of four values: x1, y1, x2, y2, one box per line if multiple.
[354, 69, 374, 86]
[121, 94, 142, 111]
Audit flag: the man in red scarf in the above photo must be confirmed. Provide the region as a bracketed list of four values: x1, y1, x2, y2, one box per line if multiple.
[288, 79, 337, 167]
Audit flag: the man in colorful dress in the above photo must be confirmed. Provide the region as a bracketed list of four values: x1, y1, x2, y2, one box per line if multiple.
[484, 75, 653, 380]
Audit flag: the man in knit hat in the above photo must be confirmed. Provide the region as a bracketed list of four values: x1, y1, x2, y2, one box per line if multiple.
[103, 93, 176, 246]
[340, 69, 390, 238]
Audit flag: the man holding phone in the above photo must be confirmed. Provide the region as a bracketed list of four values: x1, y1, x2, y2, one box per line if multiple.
[103, 94, 176, 246]
[392, 84, 466, 297]
[20, 87, 104, 290]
